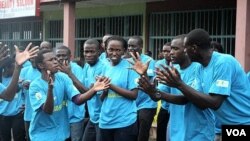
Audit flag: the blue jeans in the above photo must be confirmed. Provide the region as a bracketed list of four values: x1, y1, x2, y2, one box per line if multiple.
[82, 120, 101, 141]
[100, 121, 137, 141]
[137, 108, 156, 141]
[70, 120, 84, 141]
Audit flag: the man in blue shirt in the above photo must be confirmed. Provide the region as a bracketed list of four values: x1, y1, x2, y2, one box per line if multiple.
[130, 34, 215, 141]
[127, 36, 157, 141]
[156, 28, 250, 140]
[29, 49, 110, 141]
[55, 45, 88, 141]
[82, 39, 105, 141]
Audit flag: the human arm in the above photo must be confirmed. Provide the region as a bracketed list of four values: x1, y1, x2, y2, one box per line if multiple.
[156, 65, 226, 110]
[42, 70, 54, 114]
[0, 43, 39, 101]
[138, 75, 188, 104]
[58, 60, 88, 93]
[73, 76, 110, 105]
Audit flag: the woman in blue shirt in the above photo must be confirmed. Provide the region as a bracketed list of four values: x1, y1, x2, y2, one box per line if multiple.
[99, 35, 139, 141]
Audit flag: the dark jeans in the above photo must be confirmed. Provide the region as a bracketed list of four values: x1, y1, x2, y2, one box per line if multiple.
[82, 120, 101, 141]
[24, 121, 30, 141]
[137, 108, 156, 141]
[100, 121, 137, 141]
[157, 108, 169, 141]
[0, 113, 26, 141]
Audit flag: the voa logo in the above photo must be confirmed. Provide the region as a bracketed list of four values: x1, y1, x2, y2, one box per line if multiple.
[226, 129, 246, 136]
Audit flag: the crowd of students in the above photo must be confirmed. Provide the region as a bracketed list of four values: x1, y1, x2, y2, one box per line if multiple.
[0, 28, 250, 141]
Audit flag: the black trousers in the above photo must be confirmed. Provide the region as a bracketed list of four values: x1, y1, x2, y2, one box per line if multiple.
[0, 113, 26, 141]
[137, 108, 156, 141]
[157, 108, 170, 141]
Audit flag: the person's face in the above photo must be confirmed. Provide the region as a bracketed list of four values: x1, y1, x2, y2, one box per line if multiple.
[170, 38, 186, 64]
[83, 44, 100, 66]
[162, 45, 171, 61]
[39, 52, 59, 74]
[106, 40, 125, 65]
[56, 49, 69, 63]
[184, 37, 199, 62]
[128, 38, 142, 54]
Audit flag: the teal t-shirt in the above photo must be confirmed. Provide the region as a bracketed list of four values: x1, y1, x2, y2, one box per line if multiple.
[67, 62, 85, 123]
[83, 60, 104, 123]
[0, 77, 23, 116]
[199, 52, 250, 128]
[99, 59, 139, 129]
[29, 72, 80, 141]
[20, 66, 41, 121]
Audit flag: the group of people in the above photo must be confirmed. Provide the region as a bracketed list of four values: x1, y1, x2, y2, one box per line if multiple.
[0, 28, 250, 141]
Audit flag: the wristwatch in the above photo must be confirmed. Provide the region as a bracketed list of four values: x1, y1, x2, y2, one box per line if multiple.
[155, 89, 162, 99]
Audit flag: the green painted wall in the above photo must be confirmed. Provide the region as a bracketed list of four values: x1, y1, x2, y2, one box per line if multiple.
[76, 3, 145, 18]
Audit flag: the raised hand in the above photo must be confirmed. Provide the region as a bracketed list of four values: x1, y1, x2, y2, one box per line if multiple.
[58, 60, 71, 74]
[47, 70, 54, 87]
[15, 43, 39, 66]
[127, 52, 151, 76]
[155, 64, 182, 88]
[93, 76, 110, 91]
[138, 75, 157, 95]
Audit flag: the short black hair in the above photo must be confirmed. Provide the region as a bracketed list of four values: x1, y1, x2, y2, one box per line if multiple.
[84, 38, 100, 50]
[164, 42, 171, 46]
[105, 35, 127, 50]
[185, 28, 211, 49]
[129, 36, 143, 47]
[56, 45, 71, 55]
[211, 41, 224, 53]
[35, 49, 53, 71]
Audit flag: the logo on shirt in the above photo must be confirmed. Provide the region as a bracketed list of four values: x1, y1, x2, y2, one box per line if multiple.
[35, 92, 42, 100]
[216, 80, 229, 88]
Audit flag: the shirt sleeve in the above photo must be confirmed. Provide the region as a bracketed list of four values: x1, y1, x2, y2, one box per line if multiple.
[209, 61, 232, 96]
[29, 82, 47, 111]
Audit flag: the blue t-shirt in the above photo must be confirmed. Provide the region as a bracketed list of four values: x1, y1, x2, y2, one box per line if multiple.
[67, 62, 85, 123]
[29, 72, 80, 141]
[23, 60, 32, 68]
[178, 63, 215, 141]
[83, 60, 104, 123]
[128, 54, 157, 110]
[155, 59, 170, 110]
[0, 77, 23, 116]
[20, 66, 41, 121]
[199, 52, 250, 126]
[99, 59, 139, 129]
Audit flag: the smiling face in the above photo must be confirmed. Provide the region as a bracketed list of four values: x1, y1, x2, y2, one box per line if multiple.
[83, 43, 100, 66]
[106, 40, 125, 66]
